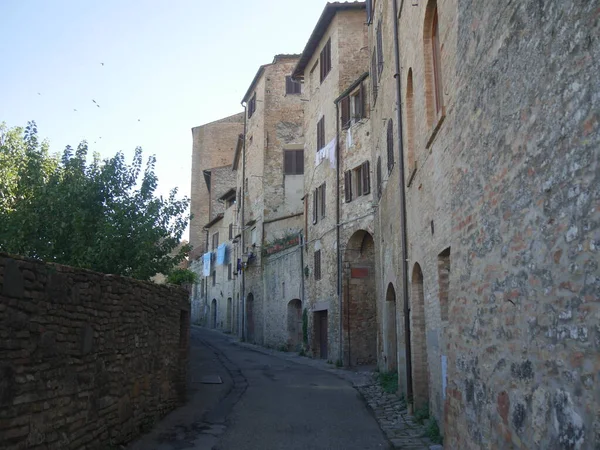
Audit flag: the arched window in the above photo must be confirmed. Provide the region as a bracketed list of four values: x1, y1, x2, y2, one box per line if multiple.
[406, 69, 416, 176]
[424, 1, 444, 125]
[386, 120, 394, 173]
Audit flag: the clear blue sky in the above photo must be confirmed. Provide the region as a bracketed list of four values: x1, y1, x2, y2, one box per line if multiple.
[0, 0, 328, 238]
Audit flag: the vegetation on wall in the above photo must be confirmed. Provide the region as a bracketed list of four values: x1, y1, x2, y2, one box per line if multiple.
[262, 232, 300, 257]
[166, 268, 197, 286]
[0, 121, 190, 280]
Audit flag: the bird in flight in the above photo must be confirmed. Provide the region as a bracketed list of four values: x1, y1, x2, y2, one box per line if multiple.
[138, 119, 141, 122]
[92, 99, 97, 104]
[37, 92, 41, 95]
[100, 62, 104, 66]
[73, 109, 77, 112]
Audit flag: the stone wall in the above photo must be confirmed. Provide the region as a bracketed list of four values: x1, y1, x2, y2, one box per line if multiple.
[445, 1, 599, 448]
[0, 254, 190, 450]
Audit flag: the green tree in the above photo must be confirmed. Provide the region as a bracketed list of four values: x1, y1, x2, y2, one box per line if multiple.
[0, 121, 190, 280]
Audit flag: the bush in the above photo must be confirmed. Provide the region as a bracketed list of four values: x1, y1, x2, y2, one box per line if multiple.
[166, 268, 197, 285]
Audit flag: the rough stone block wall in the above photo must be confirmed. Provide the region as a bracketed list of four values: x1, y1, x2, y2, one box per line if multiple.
[444, 1, 600, 448]
[0, 254, 189, 450]
[190, 113, 244, 250]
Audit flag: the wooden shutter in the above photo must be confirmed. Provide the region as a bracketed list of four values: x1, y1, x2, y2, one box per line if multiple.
[344, 170, 352, 203]
[377, 156, 382, 199]
[356, 168, 362, 197]
[229, 223, 233, 239]
[362, 161, 371, 195]
[320, 183, 326, 218]
[387, 120, 394, 172]
[317, 117, 325, 150]
[341, 96, 350, 129]
[284, 151, 294, 174]
[312, 189, 318, 224]
[296, 150, 304, 174]
[314, 250, 321, 280]
[366, 0, 372, 24]
[359, 82, 366, 118]
[377, 20, 384, 77]
[371, 51, 378, 104]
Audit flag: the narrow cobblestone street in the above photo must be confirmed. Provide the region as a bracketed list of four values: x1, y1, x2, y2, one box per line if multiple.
[128, 326, 437, 450]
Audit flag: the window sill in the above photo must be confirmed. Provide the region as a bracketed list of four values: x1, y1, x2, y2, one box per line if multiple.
[425, 108, 446, 150]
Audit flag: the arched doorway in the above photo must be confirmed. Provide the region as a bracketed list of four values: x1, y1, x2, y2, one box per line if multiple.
[246, 293, 254, 342]
[385, 283, 398, 373]
[411, 263, 429, 409]
[226, 297, 232, 332]
[211, 299, 217, 329]
[343, 230, 376, 366]
[287, 299, 302, 351]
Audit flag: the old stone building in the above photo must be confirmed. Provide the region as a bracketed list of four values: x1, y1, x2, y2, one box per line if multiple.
[367, 0, 599, 448]
[234, 54, 305, 347]
[189, 115, 243, 325]
[189, 113, 244, 250]
[291, 2, 372, 364]
[188, 1, 599, 447]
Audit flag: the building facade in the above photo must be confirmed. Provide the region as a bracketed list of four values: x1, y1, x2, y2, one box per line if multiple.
[188, 1, 599, 447]
[292, 1, 372, 364]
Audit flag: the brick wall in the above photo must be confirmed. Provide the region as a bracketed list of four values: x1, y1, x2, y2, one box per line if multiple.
[0, 254, 189, 450]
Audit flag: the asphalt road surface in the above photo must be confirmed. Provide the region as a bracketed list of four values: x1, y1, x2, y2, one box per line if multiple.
[129, 326, 389, 450]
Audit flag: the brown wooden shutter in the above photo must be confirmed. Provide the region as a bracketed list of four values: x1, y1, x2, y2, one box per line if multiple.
[359, 82, 366, 118]
[371, 51, 378, 104]
[284, 151, 294, 174]
[296, 150, 304, 174]
[320, 183, 326, 218]
[356, 168, 362, 197]
[313, 189, 318, 224]
[362, 161, 371, 195]
[341, 96, 350, 129]
[377, 156, 382, 198]
[387, 120, 394, 172]
[344, 171, 352, 203]
[229, 223, 233, 239]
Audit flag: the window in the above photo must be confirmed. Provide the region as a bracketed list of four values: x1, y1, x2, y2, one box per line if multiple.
[285, 76, 302, 95]
[319, 38, 332, 83]
[371, 50, 378, 105]
[438, 248, 450, 321]
[341, 83, 366, 129]
[432, 7, 443, 116]
[248, 92, 256, 118]
[284, 150, 304, 175]
[316, 116, 325, 150]
[406, 69, 416, 177]
[424, 1, 444, 123]
[314, 250, 322, 280]
[211, 270, 216, 286]
[376, 20, 384, 77]
[386, 119, 394, 173]
[212, 232, 219, 251]
[345, 161, 370, 202]
[312, 183, 326, 223]
[228, 263, 233, 280]
[228, 223, 233, 240]
[377, 156, 382, 199]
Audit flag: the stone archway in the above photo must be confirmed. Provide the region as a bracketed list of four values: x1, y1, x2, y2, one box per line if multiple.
[287, 299, 302, 351]
[343, 230, 376, 366]
[385, 283, 398, 372]
[411, 263, 429, 409]
[211, 299, 217, 329]
[246, 293, 254, 342]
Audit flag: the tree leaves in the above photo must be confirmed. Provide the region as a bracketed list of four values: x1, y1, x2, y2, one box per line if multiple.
[0, 121, 190, 281]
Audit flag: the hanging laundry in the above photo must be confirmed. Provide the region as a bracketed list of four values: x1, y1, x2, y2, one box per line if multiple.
[216, 243, 227, 265]
[202, 252, 211, 276]
[347, 127, 353, 149]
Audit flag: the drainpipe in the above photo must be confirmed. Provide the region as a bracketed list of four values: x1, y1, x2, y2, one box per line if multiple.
[392, 0, 412, 404]
[240, 101, 247, 340]
[335, 100, 343, 365]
